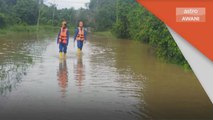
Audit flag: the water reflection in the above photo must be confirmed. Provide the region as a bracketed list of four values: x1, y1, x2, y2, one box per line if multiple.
[74, 55, 85, 89]
[0, 63, 28, 95]
[0, 33, 48, 96]
[57, 59, 68, 98]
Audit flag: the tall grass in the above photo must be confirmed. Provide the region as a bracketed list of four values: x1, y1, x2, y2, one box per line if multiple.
[0, 25, 76, 41]
[0, 25, 59, 36]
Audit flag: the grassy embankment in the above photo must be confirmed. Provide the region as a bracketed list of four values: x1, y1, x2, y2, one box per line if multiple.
[0, 25, 57, 37]
[0, 25, 75, 37]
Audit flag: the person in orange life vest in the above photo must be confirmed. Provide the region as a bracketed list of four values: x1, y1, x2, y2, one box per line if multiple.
[57, 21, 70, 57]
[73, 21, 87, 52]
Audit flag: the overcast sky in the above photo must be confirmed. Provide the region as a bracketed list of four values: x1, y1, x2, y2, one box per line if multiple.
[44, 0, 90, 9]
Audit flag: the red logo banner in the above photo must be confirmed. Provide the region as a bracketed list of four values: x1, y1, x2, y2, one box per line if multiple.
[136, 0, 213, 61]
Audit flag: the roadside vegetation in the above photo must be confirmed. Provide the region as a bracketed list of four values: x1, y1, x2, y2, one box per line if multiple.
[0, 0, 78, 35]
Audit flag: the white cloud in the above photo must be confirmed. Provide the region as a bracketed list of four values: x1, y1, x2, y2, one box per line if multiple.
[44, 0, 90, 9]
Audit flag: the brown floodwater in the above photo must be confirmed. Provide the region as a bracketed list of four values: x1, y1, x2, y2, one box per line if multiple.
[0, 33, 213, 120]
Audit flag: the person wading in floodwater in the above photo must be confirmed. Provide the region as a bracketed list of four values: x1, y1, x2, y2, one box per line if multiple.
[73, 21, 87, 53]
[57, 21, 70, 58]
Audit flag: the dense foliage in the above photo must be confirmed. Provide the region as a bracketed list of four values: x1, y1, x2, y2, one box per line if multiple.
[88, 0, 117, 31]
[0, 0, 83, 28]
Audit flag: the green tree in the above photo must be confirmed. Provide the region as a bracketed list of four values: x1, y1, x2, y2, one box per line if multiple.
[13, 0, 39, 25]
[89, 0, 116, 31]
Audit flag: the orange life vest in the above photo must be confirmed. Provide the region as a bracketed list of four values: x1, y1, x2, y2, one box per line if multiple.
[76, 27, 85, 41]
[59, 28, 68, 44]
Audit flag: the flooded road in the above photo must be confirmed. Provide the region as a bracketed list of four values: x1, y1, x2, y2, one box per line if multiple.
[0, 33, 213, 120]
